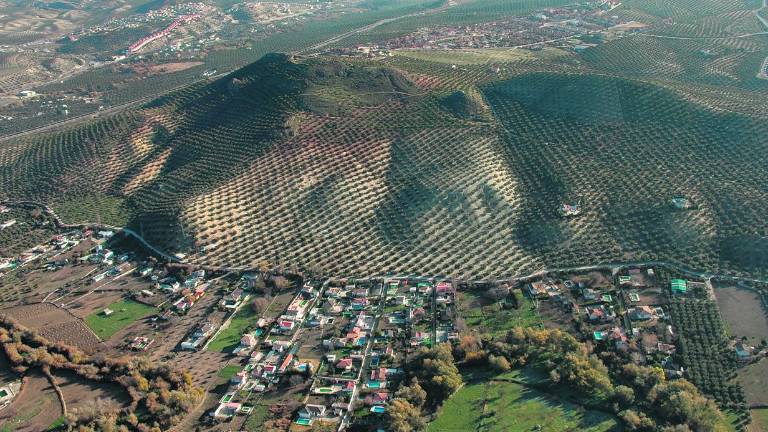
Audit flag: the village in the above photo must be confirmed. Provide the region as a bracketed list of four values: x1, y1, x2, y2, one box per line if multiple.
[170, 261, 766, 430]
[189, 275, 460, 429]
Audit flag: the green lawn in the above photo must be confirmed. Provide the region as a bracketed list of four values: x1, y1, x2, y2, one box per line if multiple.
[428, 375, 620, 432]
[85, 299, 155, 340]
[46, 416, 66, 431]
[206, 307, 256, 353]
[217, 365, 241, 380]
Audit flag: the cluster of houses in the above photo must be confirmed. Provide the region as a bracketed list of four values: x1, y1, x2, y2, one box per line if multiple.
[170, 270, 209, 313]
[332, 0, 629, 56]
[211, 280, 323, 421]
[0, 230, 84, 277]
[83, 243, 118, 266]
[525, 269, 706, 379]
[204, 276, 459, 428]
[181, 321, 218, 351]
[301, 278, 456, 427]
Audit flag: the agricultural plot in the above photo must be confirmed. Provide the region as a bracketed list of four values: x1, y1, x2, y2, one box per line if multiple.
[52, 193, 134, 228]
[483, 72, 768, 279]
[4, 52, 768, 280]
[0, 302, 101, 353]
[715, 285, 768, 344]
[616, 0, 765, 38]
[85, 298, 156, 340]
[393, 48, 565, 65]
[738, 361, 768, 406]
[749, 408, 768, 432]
[0, 207, 55, 257]
[0, 372, 63, 432]
[668, 299, 745, 408]
[54, 369, 130, 414]
[581, 34, 768, 92]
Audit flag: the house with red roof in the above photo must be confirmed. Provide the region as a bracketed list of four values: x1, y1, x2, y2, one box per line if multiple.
[365, 392, 390, 405]
[336, 358, 353, 371]
[279, 353, 294, 374]
[278, 319, 296, 333]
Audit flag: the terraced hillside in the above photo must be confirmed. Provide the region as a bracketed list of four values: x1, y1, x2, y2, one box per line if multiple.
[1, 50, 768, 279]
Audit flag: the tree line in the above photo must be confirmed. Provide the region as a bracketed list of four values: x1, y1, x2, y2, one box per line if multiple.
[0, 316, 202, 431]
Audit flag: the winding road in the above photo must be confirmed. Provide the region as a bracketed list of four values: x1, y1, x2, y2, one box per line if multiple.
[3, 201, 768, 293]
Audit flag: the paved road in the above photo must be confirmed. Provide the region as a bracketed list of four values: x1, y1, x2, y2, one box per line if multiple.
[6, 201, 768, 287]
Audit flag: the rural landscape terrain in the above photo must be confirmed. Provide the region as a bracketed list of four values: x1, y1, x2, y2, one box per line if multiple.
[0, 0, 768, 431]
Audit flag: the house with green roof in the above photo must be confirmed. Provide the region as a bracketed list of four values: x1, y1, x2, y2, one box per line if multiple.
[670, 279, 687, 295]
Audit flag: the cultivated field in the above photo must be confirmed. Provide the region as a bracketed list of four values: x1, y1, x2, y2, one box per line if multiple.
[1, 38, 766, 280]
[0, 302, 101, 352]
[749, 408, 768, 432]
[55, 369, 130, 413]
[715, 285, 768, 343]
[738, 361, 768, 406]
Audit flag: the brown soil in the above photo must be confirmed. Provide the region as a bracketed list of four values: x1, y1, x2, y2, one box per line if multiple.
[748, 408, 768, 432]
[0, 372, 63, 431]
[715, 286, 768, 343]
[103, 287, 225, 355]
[1, 302, 72, 327]
[55, 369, 130, 414]
[0, 302, 101, 353]
[739, 361, 768, 406]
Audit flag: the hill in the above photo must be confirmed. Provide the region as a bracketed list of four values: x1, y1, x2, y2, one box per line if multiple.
[2, 51, 768, 278]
